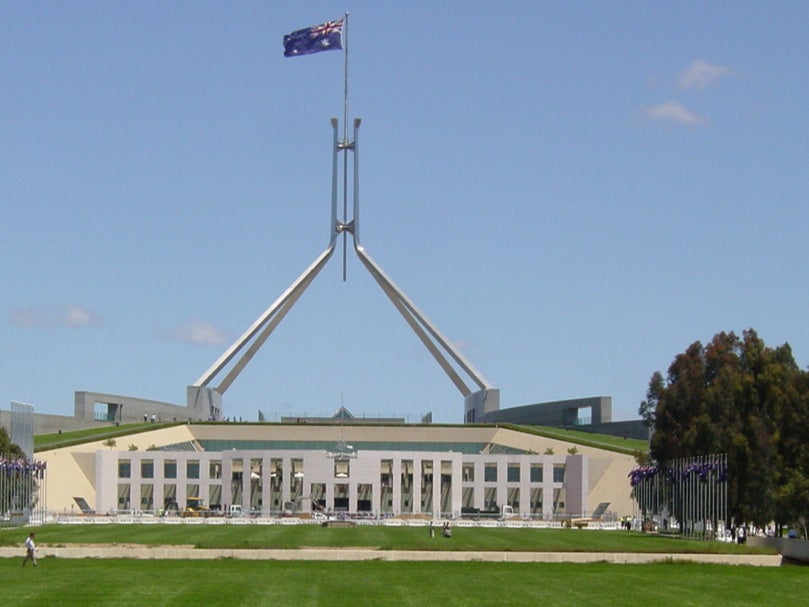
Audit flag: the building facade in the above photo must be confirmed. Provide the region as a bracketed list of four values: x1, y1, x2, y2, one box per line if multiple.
[97, 448, 587, 520]
[38, 423, 636, 520]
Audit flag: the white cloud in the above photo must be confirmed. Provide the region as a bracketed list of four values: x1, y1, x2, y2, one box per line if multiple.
[644, 101, 707, 125]
[64, 306, 102, 327]
[171, 321, 229, 345]
[678, 59, 730, 90]
[9, 305, 101, 328]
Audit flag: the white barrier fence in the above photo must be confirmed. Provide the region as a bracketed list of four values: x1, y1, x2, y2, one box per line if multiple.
[52, 513, 620, 530]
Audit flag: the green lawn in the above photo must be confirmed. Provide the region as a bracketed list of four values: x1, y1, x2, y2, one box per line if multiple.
[2, 559, 803, 607]
[34, 421, 648, 455]
[0, 525, 774, 555]
[33, 422, 178, 451]
[516, 424, 649, 455]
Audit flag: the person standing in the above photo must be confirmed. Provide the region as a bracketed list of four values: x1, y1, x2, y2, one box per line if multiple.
[22, 532, 38, 567]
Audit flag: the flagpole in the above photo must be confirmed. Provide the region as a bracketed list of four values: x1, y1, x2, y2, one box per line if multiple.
[343, 11, 349, 143]
[342, 11, 350, 281]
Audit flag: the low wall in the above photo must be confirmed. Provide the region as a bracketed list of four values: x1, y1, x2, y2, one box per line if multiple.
[1, 410, 105, 436]
[748, 536, 809, 563]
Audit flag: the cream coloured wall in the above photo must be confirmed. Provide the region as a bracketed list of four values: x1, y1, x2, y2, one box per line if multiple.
[38, 425, 198, 513]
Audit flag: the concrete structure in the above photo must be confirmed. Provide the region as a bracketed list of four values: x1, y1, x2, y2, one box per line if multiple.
[0, 545, 783, 566]
[75, 389, 219, 425]
[0, 544, 782, 567]
[280, 406, 405, 425]
[1, 391, 219, 436]
[37, 423, 637, 520]
[748, 536, 809, 564]
[482, 397, 650, 441]
[186, 118, 499, 423]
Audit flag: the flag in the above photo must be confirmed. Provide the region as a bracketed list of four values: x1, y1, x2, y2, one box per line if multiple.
[283, 19, 344, 57]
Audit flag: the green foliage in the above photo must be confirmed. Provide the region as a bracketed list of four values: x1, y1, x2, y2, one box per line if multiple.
[640, 329, 809, 528]
[0, 426, 24, 458]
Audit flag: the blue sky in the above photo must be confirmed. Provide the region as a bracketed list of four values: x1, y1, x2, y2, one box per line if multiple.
[3, 2, 808, 424]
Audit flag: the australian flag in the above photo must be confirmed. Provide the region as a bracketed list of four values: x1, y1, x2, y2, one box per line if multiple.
[284, 18, 344, 57]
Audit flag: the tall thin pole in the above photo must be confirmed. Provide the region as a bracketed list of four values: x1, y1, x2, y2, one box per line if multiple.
[342, 11, 350, 281]
[343, 12, 349, 143]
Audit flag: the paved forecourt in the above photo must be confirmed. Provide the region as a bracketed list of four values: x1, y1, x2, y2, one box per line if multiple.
[0, 545, 782, 566]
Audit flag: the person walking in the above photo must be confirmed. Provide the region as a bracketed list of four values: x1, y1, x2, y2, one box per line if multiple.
[22, 532, 38, 567]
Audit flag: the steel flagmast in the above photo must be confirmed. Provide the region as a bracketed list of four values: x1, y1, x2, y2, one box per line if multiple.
[341, 12, 350, 281]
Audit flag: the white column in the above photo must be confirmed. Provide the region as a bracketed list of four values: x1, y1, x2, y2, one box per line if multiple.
[392, 458, 402, 516]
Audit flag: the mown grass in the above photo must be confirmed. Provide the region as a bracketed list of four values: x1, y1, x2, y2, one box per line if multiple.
[514, 424, 649, 455]
[33, 423, 180, 451]
[34, 421, 648, 455]
[1, 558, 803, 607]
[0, 525, 775, 554]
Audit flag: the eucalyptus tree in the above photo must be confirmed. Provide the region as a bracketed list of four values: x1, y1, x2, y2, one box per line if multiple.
[640, 329, 809, 531]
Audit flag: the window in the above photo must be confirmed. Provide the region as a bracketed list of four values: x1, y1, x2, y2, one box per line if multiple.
[483, 487, 497, 511]
[334, 483, 349, 511]
[270, 458, 282, 512]
[141, 460, 154, 479]
[290, 459, 304, 503]
[357, 484, 373, 513]
[163, 484, 177, 511]
[164, 460, 177, 479]
[231, 459, 243, 505]
[310, 483, 326, 512]
[117, 483, 131, 510]
[380, 460, 393, 514]
[530, 463, 543, 483]
[552, 488, 566, 514]
[400, 460, 413, 514]
[530, 488, 543, 514]
[118, 459, 131, 479]
[462, 487, 474, 511]
[208, 484, 222, 509]
[441, 461, 453, 515]
[209, 460, 222, 480]
[186, 484, 200, 500]
[507, 487, 520, 510]
[462, 463, 475, 482]
[334, 459, 350, 478]
[187, 460, 200, 480]
[553, 464, 565, 483]
[484, 463, 497, 482]
[420, 461, 434, 513]
[140, 484, 154, 510]
[250, 459, 263, 512]
[380, 459, 393, 487]
[507, 464, 520, 483]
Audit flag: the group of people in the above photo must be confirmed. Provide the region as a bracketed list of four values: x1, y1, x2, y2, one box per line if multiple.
[428, 521, 452, 538]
